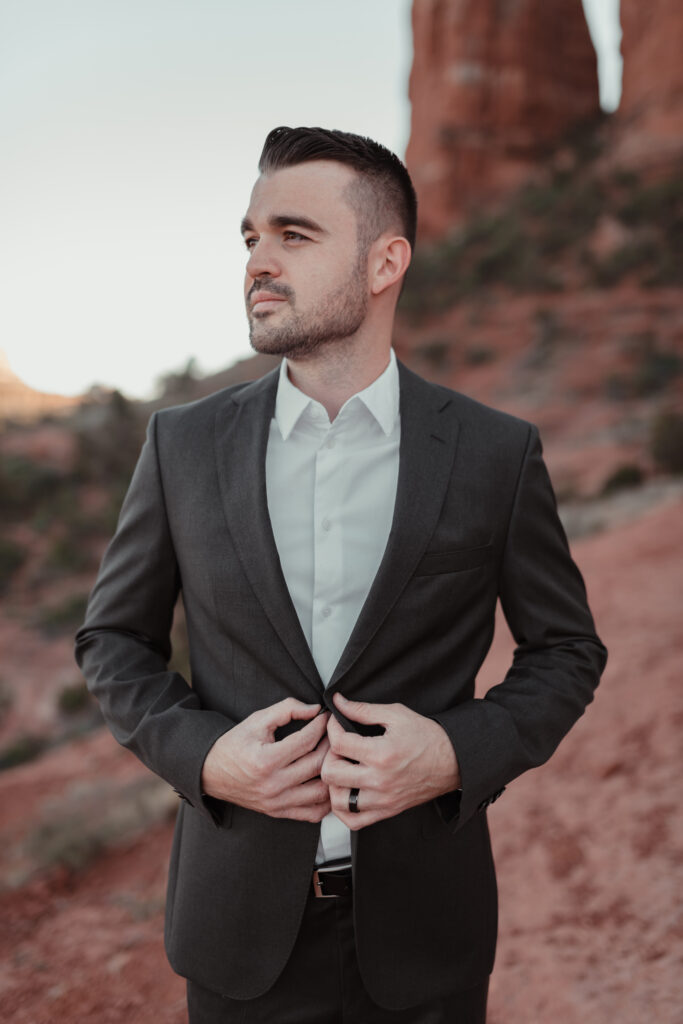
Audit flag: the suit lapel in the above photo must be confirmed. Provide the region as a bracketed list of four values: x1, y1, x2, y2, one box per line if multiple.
[328, 363, 460, 691]
[213, 370, 324, 697]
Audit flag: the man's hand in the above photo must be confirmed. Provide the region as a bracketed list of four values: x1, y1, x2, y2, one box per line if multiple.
[321, 693, 460, 830]
[201, 698, 331, 822]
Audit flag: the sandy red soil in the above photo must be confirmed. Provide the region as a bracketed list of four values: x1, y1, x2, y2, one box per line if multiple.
[484, 495, 683, 1023]
[1, 494, 681, 1023]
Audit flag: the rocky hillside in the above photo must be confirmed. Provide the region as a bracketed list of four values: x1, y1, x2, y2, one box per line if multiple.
[396, 126, 682, 500]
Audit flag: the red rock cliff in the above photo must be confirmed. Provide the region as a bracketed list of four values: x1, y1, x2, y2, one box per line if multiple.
[406, 0, 600, 239]
[616, 0, 683, 171]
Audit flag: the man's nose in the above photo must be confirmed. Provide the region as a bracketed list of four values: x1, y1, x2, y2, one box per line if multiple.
[245, 237, 281, 281]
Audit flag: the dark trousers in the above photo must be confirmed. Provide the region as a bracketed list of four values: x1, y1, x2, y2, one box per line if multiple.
[186, 883, 489, 1023]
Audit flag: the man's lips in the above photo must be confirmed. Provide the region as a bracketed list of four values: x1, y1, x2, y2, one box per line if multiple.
[250, 292, 288, 311]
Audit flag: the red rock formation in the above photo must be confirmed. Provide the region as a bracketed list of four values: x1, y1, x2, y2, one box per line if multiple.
[406, 0, 600, 239]
[616, 0, 683, 171]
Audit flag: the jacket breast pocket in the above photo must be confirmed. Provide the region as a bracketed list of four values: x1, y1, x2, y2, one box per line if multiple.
[414, 544, 493, 577]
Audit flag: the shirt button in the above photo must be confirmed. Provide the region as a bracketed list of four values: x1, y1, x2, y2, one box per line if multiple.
[321, 517, 332, 532]
[322, 606, 332, 619]
[326, 438, 336, 450]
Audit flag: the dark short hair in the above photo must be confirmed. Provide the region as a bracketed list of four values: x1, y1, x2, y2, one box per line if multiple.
[258, 126, 417, 251]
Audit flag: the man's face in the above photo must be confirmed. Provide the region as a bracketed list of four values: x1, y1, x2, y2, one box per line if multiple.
[241, 161, 369, 358]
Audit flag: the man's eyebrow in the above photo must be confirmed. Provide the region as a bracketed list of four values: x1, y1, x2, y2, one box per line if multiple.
[240, 214, 327, 236]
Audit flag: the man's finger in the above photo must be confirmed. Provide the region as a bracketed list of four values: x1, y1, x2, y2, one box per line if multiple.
[327, 787, 383, 831]
[256, 698, 322, 736]
[327, 714, 373, 763]
[294, 777, 330, 805]
[275, 796, 332, 824]
[277, 779, 331, 814]
[283, 737, 331, 787]
[332, 692, 395, 727]
[320, 748, 368, 789]
[333, 808, 380, 830]
[265, 710, 328, 768]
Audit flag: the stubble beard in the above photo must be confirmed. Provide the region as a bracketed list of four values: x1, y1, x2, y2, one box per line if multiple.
[247, 250, 369, 359]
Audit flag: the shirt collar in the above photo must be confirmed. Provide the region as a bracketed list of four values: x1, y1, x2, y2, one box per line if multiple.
[274, 349, 399, 441]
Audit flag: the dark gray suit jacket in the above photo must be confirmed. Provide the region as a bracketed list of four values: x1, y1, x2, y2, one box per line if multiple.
[75, 361, 606, 1009]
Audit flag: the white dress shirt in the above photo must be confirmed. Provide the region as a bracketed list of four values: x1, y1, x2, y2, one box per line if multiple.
[265, 350, 401, 863]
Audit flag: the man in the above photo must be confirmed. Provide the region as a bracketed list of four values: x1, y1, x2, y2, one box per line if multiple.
[76, 126, 606, 1023]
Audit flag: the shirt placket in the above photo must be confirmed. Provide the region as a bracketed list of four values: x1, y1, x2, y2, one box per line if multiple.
[310, 422, 344, 686]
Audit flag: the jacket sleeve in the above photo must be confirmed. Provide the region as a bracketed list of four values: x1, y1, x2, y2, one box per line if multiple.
[75, 412, 233, 825]
[431, 425, 607, 831]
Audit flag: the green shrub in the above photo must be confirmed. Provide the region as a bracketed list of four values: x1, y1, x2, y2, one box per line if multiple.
[540, 179, 605, 256]
[591, 239, 659, 287]
[44, 535, 92, 575]
[519, 180, 563, 218]
[650, 412, 683, 474]
[633, 350, 681, 396]
[463, 346, 495, 366]
[57, 681, 92, 715]
[605, 341, 681, 399]
[618, 177, 683, 227]
[617, 177, 683, 286]
[74, 391, 145, 489]
[0, 733, 48, 770]
[415, 339, 451, 371]
[602, 464, 645, 495]
[28, 820, 104, 872]
[0, 537, 27, 593]
[610, 168, 639, 191]
[0, 455, 64, 520]
[35, 593, 90, 635]
[0, 679, 13, 722]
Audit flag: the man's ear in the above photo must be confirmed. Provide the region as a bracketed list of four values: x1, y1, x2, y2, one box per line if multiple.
[369, 235, 412, 296]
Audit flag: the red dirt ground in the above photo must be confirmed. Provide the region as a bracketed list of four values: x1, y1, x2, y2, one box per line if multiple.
[1, 494, 682, 1023]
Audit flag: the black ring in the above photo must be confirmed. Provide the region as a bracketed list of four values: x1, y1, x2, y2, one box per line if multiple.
[349, 787, 360, 814]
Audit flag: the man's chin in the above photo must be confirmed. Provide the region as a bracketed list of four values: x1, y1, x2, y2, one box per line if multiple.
[249, 325, 316, 359]
[248, 331, 290, 356]
[250, 340, 314, 359]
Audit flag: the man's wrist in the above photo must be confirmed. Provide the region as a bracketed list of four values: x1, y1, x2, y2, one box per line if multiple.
[200, 729, 234, 801]
[428, 718, 461, 792]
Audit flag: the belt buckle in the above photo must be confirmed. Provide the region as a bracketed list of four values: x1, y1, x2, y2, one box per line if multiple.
[312, 860, 352, 899]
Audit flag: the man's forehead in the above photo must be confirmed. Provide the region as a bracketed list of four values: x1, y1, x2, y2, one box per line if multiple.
[245, 160, 358, 219]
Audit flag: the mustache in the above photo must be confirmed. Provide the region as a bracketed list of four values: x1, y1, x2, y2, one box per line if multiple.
[247, 281, 294, 303]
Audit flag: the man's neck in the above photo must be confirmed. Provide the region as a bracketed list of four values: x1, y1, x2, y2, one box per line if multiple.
[285, 342, 393, 421]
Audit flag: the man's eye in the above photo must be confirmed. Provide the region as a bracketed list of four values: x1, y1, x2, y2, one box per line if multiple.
[244, 236, 257, 250]
[284, 231, 307, 242]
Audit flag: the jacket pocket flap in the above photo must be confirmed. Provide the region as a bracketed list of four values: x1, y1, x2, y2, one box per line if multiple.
[415, 545, 492, 576]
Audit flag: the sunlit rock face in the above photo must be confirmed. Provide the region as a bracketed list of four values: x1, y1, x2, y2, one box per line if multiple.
[0, 349, 79, 422]
[406, 0, 600, 239]
[616, 0, 683, 171]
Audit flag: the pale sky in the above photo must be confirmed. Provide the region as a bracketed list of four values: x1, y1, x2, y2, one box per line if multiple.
[1, 0, 621, 400]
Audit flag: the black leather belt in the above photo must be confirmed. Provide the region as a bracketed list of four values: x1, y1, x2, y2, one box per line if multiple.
[312, 860, 352, 899]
